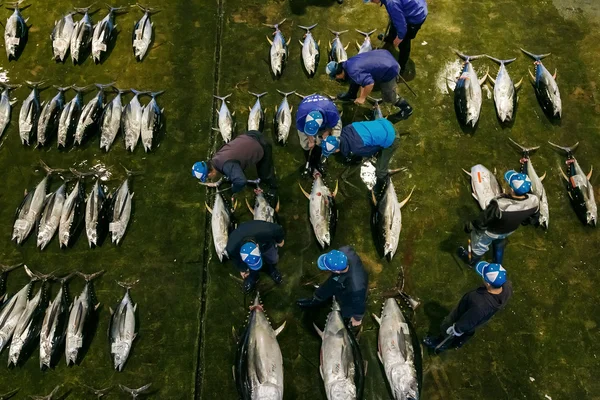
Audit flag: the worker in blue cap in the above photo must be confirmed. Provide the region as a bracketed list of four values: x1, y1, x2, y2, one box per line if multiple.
[320, 119, 399, 193]
[296, 246, 369, 335]
[423, 261, 512, 352]
[296, 94, 341, 174]
[364, 0, 428, 75]
[225, 220, 285, 293]
[458, 170, 540, 266]
[325, 49, 412, 123]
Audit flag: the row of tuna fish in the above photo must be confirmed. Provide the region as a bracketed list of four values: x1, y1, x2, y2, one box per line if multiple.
[465, 140, 596, 227]
[0, 266, 138, 371]
[213, 91, 342, 144]
[8, 82, 164, 152]
[264, 19, 377, 78]
[234, 294, 419, 400]
[12, 162, 136, 249]
[2, 383, 152, 399]
[3, 2, 157, 62]
[453, 48, 562, 128]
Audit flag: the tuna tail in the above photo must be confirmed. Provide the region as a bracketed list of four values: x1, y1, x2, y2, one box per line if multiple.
[24, 266, 57, 282]
[40, 160, 67, 175]
[6, 1, 25, 11]
[0, 82, 21, 91]
[53, 85, 71, 93]
[276, 89, 296, 98]
[69, 168, 97, 179]
[74, 5, 97, 15]
[213, 93, 232, 102]
[117, 279, 139, 291]
[119, 383, 152, 397]
[77, 270, 105, 282]
[263, 18, 286, 29]
[548, 141, 579, 156]
[0, 262, 23, 273]
[135, 3, 159, 14]
[0, 388, 19, 399]
[486, 55, 517, 65]
[520, 48, 551, 61]
[25, 80, 47, 90]
[356, 29, 376, 37]
[130, 88, 150, 97]
[508, 137, 540, 155]
[452, 49, 484, 61]
[149, 90, 165, 98]
[113, 87, 131, 95]
[106, 4, 129, 14]
[59, 272, 76, 284]
[23, 265, 41, 282]
[121, 164, 143, 177]
[298, 23, 318, 32]
[95, 82, 116, 92]
[71, 84, 93, 94]
[331, 296, 341, 312]
[294, 92, 316, 100]
[328, 29, 348, 37]
[249, 91, 267, 99]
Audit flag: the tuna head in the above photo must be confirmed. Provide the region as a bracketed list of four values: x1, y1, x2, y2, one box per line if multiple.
[0, 332, 10, 351]
[389, 364, 419, 400]
[587, 210, 597, 227]
[327, 380, 356, 400]
[8, 338, 23, 366]
[66, 347, 79, 365]
[113, 341, 131, 371]
[40, 342, 53, 369]
[12, 220, 32, 244]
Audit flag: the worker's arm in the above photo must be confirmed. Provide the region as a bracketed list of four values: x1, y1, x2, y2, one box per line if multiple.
[314, 276, 337, 302]
[221, 161, 247, 194]
[355, 84, 375, 105]
[350, 288, 367, 322]
[386, 1, 408, 40]
[453, 306, 485, 334]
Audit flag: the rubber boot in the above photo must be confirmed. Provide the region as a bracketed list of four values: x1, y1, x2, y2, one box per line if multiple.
[243, 273, 259, 293]
[388, 98, 414, 123]
[265, 264, 283, 284]
[456, 246, 481, 267]
[492, 239, 506, 265]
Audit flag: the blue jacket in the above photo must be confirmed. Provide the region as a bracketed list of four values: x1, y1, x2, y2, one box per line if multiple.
[314, 246, 369, 320]
[342, 50, 400, 87]
[339, 119, 396, 158]
[296, 94, 340, 133]
[382, 0, 428, 39]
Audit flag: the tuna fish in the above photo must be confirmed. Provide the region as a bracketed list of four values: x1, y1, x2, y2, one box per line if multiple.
[51, 11, 75, 62]
[19, 81, 45, 146]
[246, 188, 278, 223]
[247, 91, 267, 132]
[372, 178, 414, 260]
[0, 83, 19, 139]
[205, 193, 235, 262]
[109, 280, 138, 371]
[30, 385, 61, 400]
[85, 178, 110, 248]
[521, 48, 562, 119]
[0, 266, 37, 353]
[13, 161, 64, 245]
[58, 85, 88, 148]
[100, 88, 127, 151]
[70, 6, 95, 65]
[453, 51, 486, 128]
[109, 169, 135, 245]
[80, 384, 113, 399]
[298, 24, 320, 77]
[75, 83, 114, 146]
[486, 56, 522, 124]
[548, 142, 596, 226]
[213, 94, 234, 143]
[368, 97, 384, 120]
[8, 268, 53, 367]
[462, 164, 502, 210]
[373, 298, 419, 400]
[274, 90, 295, 145]
[92, 5, 127, 63]
[140, 90, 164, 152]
[355, 29, 376, 54]
[4, 1, 29, 60]
[40, 273, 75, 370]
[119, 383, 152, 399]
[37, 182, 67, 250]
[132, 4, 156, 61]
[328, 29, 348, 62]
[264, 19, 289, 78]
[37, 86, 69, 147]
[58, 170, 88, 248]
[509, 138, 549, 229]
[123, 89, 147, 151]
[299, 173, 338, 248]
[234, 293, 285, 400]
[314, 298, 365, 400]
[65, 270, 104, 366]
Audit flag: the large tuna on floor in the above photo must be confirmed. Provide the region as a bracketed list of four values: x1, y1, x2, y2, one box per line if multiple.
[51, 11, 75, 62]
[274, 90, 294, 145]
[40, 273, 74, 370]
[100, 88, 128, 151]
[0, 266, 37, 353]
[299, 173, 338, 249]
[355, 29, 376, 54]
[70, 6, 95, 65]
[123, 89, 147, 151]
[19, 81, 44, 146]
[109, 280, 138, 371]
[521, 48, 562, 119]
[371, 178, 414, 261]
[132, 4, 157, 61]
[213, 94, 234, 143]
[92, 5, 127, 63]
[85, 178, 110, 248]
[0, 83, 19, 139]
[37, 182, 67, 250]
[205, 192, 235, 262]
[373, 298, 419, 400]
[58, 85, 88, 148]
[452, 51, 486, 128]
[246, 188, 278, 223]
[314, 298, 365, 400]
[4, 1, 29, 60]
[328, 29, 348, 62]
[462, 164, 502, 210]
[37, 86, 69, 147]
[264, 19, 289, 78]
[298, 24, 320, 77]
[247, 91, 267, 132]
[486, 55, 522, 124]
[75, 83, 114, 146]
[109, 169, 135, 245]
[58, 171, 87, 248]
[549, 142, 596, 226]
[234, 293, 285, 400]
[140, 90, 164, 152]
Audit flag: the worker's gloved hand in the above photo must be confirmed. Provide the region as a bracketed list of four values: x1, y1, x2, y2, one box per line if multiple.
[463, 221, 474, 234]
[296, 297, 324, 309]
[446, 324, 463, 337]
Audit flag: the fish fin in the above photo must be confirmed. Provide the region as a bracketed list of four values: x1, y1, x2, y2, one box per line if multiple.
[289, 105, 293, 113]
[313, 322, 324, 339]
[515, 77, 524, 90]
[298, 40, 303, 46]
[275, 197, 280, 213]
[245, 198, 254, 215]
[462, 168, 471, 176]
[248, 106, 251, 112]
[377, 350, 383, 364]
[528, 68, 535, 82]
[372, 313, 381, 325]
[553, 69, 557, 80]
[588, 166, 593, 180]
[318, 40, 321, 46]
[205, 202, 213, 214]
[479, 67, 489, 86]
[333, 180, 338, 197]
[486, 73, 495, 86]
[559, 168, 569, 182]
[274, 321, 286, 336]
[286, 38, 291, 45]
[328, 42, 331, 50]
[371, 190, 377, 206]
[344, 42, 349, 50]
[94, 302, 101, 311]
[540, 172, 546, 181]
[319, 365, 324, 379]
[265, 35, 273, 45]
[520, 48, 551, 60]
[355, 40, 361, 50]
[399, 186, 415, 208]
[298, 183, 310, 199]
[109, 307, 114, 315]
[471, 192, 478, 200]
[9, 99, 17, 106]
[363, 361, 368, 375]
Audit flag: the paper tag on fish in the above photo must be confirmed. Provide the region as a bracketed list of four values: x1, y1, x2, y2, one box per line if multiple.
[109, 222, 118, 232]
[73, 337, 83, 347]
[97, 43, 107, 52]
[135, 28, 143, 37]
[111, 342, 122, 353]
[20, 122, 32, 132]
[7, 37, 20, 46]
[14, 219, 28, 230]
[133, 39, 143, 48]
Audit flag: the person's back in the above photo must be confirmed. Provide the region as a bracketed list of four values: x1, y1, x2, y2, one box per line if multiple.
[453, 281, 513, 333]
[383, 0, 428, 25]
[211, 131, 264, 172]
[344, 50, 400, 86]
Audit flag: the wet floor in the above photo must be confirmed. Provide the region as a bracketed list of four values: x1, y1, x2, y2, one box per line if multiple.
[0, 0, 598, 398]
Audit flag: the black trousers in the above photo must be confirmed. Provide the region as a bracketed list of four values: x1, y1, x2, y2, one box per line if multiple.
[256, 140, 278, 194]
[387, 21, 424, 72]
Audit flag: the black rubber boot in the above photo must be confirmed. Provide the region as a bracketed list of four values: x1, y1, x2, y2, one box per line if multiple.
[267, 265, 283, 284]
[388, 98, 413, 123]
[456, 246, 480, 267]
[243, 274, 259, 293]
[423, 336, 442, 349]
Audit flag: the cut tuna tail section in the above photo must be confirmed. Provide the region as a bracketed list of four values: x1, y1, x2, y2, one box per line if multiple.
[486, 55, 517, 65]
[520, 48, 551, 61]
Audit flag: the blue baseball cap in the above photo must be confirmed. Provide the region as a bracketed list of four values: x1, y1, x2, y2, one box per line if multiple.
[321, 136, 339, 157]
[240, 242, 263, 270]
[304, 111, 324, 136]
[317, 250, 348, 272]
[326, 61, 339, 79]
[504, 170, 532, 195]
[192, 161, 208, 182]
[475, 262, 507, 288]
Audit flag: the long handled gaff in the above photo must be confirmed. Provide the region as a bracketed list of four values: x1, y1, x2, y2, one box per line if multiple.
[434, 334, 454, 353]
[398, 74, 418, 98]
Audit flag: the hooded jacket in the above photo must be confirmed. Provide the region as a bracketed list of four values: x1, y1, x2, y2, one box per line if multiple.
[472, 194, 540, 234]
[381, 0, 428, 39]
[339, 119, 396, 158]
[225, 221, 285, 272]
[453, 281, 513, 333]
[342, 50, 400, 87]
[296, 94, 340, 133]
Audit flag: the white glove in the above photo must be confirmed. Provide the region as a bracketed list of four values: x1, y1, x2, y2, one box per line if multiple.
[446, 324, 463, 337]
